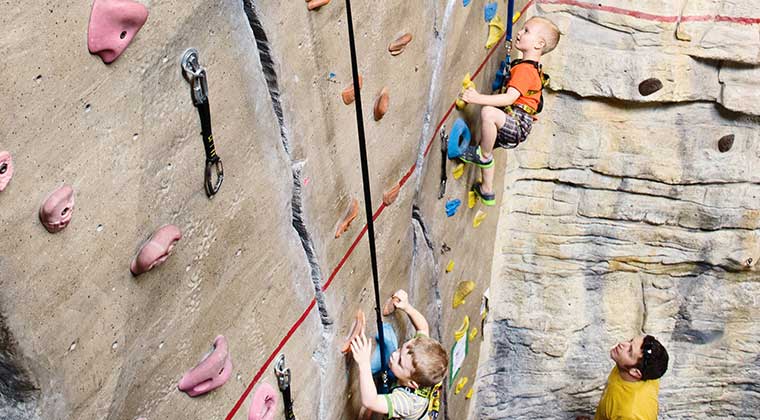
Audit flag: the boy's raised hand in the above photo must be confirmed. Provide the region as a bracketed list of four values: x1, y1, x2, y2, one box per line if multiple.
[392, 289, 410, 311]
[462, 87, 480, 104]
[350, 332, 372, 367]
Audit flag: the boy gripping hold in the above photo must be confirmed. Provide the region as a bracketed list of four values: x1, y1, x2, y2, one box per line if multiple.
[351, 290, 448, 420]
[460, 16, 560, 206]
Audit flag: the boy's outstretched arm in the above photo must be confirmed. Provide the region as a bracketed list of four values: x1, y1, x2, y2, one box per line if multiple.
[393, 289, 429, 336]
[462, 87, 521, 108]
[351, 333, 389, 414]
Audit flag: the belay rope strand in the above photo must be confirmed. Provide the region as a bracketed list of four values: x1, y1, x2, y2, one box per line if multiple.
[343, 0, 390, 393]
[492, 0, 516, 92]
[181, 48, 224, 198]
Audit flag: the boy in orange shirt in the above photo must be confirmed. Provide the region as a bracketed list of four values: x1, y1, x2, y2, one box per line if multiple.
[460, 16, 560, 206]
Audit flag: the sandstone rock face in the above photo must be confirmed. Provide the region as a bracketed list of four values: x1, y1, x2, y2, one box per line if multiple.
[476, 1, 760, 419]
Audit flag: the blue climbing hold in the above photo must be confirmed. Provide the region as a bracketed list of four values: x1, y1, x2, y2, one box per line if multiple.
[446, 199, 462, 217]
[485, 2, 497, 22]
[447, 118, 471, 160]
[371, 323, 398, 381]
[463, 0, 471, 7]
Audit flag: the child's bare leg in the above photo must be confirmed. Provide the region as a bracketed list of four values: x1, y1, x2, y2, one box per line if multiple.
[481, 165, 496, 194]
[479, 106, 507, 159]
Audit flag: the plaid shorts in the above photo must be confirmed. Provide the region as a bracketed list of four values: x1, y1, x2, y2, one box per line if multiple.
[495, 108, 533, 149]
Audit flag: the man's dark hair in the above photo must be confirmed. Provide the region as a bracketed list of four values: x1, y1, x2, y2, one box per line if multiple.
[636, 335, 669, 380]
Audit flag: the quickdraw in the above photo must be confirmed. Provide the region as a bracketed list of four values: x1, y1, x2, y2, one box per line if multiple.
[274, 354, 296, 420]
[181, 48, 223, 198]
[438, 126, 448, 200]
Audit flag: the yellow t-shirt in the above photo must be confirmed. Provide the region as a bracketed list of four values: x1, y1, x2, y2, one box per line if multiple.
[594, 366, 660, 420]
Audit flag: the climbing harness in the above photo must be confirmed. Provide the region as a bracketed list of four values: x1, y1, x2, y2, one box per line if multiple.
[438, 126, 448, 199]
[274, 354, 296, 420]
[181, 48, 224, 198]
[392, 383, 442, 420]
[343, 0, 390, 394]
[503, 59, 550, 115]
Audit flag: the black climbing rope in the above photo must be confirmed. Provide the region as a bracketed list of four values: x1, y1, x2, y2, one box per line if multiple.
[343, 0, 390, 393]
[181, 48, 224, 198]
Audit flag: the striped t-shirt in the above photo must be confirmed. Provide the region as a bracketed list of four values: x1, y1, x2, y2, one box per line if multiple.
[384, 386, 428, 420]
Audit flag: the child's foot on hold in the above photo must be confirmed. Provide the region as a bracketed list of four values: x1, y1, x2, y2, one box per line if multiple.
[459, 146, 494, 168]
[472, 182, 496, 206]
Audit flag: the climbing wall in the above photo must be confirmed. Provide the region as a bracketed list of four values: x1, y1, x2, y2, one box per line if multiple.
[474, 1, 760, 419]
[0, 0, 512, 419]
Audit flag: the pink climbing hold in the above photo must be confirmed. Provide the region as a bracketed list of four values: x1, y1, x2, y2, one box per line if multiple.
[178, 335, 233, 397]
[39, 185, 75, 233]
[87, 0, 149, 64]
[248, 383, 278, 420]
[0, 151, 13, 192]
[130, 224, 182, 276]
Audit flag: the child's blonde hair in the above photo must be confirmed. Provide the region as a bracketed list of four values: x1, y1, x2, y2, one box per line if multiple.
[530, 16, 561, 54]
[408, 336, 448, 387]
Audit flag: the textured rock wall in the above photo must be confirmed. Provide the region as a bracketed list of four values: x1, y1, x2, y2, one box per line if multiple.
[476, 1, 760, 419]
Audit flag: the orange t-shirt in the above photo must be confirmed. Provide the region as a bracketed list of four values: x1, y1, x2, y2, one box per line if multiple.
[507, 63, 542, 110]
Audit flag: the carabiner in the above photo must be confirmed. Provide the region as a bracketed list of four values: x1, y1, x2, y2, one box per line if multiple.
[204, 157, 224, 198]
[181, 48, 209, 105]
[274, 354, 291, 392]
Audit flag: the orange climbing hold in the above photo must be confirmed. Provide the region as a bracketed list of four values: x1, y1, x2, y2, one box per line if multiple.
[383, 183, 401, 206]
[341, 75, 363, 105]
[388, 33, 413, 56]
[374, 87, 389, 121]
[335, 198, 359, 238]
[341, 309, 366, 353]
[307, 0, 330, 10]
[382, 295, 400, 316]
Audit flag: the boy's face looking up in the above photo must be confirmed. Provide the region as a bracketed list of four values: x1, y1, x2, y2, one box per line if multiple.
[515, 19, 547, 53]
[389, 339, 417, 387]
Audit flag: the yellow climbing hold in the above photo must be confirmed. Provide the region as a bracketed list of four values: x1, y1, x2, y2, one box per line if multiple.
[486, 15, 505, 49]
[465, 388, 474, 399]
[455, 73, 476, 110]
[468, 191, 476, 209]
[453, 280, 475, 309]
[455, 377, 468, 394]
[454, 315, 469, 340]
[446, 260, 455, 273]
[469, 327, 478, 341]
[473, 209, 486, 227]
[452, 163, 464, 180]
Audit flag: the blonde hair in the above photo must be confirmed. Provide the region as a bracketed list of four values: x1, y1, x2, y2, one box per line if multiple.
[408, 336, 448, 387]
[530, 16, 561, 54]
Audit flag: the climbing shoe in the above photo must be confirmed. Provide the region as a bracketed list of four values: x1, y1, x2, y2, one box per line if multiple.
[459, 146, 494, 168]
[472, 182, 496, 206]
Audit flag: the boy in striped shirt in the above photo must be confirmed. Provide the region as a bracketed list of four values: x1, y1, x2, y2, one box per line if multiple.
[351, 290, 448, 419]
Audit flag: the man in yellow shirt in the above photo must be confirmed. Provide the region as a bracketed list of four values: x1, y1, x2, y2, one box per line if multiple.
[594, 335, 669, 420]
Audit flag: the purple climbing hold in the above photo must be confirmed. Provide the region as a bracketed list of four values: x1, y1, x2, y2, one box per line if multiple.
[0, 151, 14, 192]
[87, 0, 149, 64]
[178, 335, 233, 397]
[485, 2, 498, 22]
[39, 185, 75, 233]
